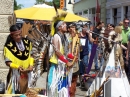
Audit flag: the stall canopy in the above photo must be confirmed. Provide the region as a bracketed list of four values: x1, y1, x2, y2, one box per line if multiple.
[15, 4, 90, 22]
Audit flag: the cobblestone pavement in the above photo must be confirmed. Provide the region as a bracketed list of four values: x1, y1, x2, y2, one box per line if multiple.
[35, 72, 87, 97]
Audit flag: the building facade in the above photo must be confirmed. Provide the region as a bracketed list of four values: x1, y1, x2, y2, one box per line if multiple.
[65, 0, 75, 13]
[106, 0, 130, 25]
[73, 0, 106, 25]
[0, 0, 14, 82]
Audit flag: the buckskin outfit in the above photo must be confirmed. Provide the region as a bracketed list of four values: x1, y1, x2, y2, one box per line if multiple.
[4, 37, 34, 94]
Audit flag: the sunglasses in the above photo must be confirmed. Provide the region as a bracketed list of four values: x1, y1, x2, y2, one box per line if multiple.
[124, 22, 129, 24]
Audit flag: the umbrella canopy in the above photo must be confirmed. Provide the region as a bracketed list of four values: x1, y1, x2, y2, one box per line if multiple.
[15, 4, 89, 22]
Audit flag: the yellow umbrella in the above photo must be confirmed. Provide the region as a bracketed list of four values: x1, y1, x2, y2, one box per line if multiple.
[64, 12, 87, 22]
[15, 6, 89, 22]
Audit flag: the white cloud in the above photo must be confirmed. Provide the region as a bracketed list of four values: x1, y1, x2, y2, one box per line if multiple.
[16, 0, 53, 8]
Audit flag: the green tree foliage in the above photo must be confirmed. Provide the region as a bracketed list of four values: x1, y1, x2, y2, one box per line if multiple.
[53, 0, 60, 8]
[35, 0, 45, 4]
[44, 1, 53, 6]
[14, 0, 23, 10]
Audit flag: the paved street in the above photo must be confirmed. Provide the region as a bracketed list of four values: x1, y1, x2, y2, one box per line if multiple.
[35, 72, 87, 97]
[75, 87, 86, 97]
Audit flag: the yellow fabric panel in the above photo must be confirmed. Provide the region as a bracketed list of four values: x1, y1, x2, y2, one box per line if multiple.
[6, 79, 12, 94]
[49, 38, 64, 64]
[4, 47, 32, 69]
[10, 63, 19, 69]
[29, 57, 34, 66]
[7, 84, 12, 94]
[49, 53, 58, 64]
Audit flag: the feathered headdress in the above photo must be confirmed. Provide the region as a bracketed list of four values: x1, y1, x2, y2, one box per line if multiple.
[50, 12, 67, 36]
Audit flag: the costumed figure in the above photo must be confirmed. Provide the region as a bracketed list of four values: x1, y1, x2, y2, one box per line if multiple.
[108, 26, 124, 70]
[66, 23, 79, 97]
[48, 13, 76, 97]
[103, 24, 111, 60]
[25, 21, 49, 87]
[4, 25, 34, 94]
[92, 21, 104, 70]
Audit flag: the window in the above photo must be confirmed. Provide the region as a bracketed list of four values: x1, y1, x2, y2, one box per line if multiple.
[117, 7, 121, 18]
[125, 6, 128, 18]
[113, 8, 117, 16]
[75, 0, 81, 3]
[89, 9, 92, 14]
[113, 8, 117, 25]
[106, 9, 110, 24]
[83, 9, 88, 14]
[92, 8, 95, 14]
[79, 12, 82, 15]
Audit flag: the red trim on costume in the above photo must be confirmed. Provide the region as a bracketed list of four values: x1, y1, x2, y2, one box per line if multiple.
[67, 53, 74, 60]
[59, 55, 68, 63]
[20, 73, 28, 78]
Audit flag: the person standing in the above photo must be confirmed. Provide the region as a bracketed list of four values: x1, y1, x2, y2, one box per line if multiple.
[121, 18, 130, 74]
[79, 24, 92, 73]
[104, 23, 111, 54]
[67, 23, 80, 97]
[79, 23, 93, 87]
[92, 21, 104, 70]
[4, 25, 34, 94]
[109, 26, 124, 70]
[48, 18, 75, 96]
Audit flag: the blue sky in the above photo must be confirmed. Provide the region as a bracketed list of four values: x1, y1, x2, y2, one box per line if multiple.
[16, 0, 52, 8]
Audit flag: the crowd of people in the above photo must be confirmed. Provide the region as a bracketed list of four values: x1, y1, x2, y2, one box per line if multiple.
[3, 17, 130, 97]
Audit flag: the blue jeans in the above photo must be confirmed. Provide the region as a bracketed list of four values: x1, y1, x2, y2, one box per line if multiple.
[79, 55, 88, 75]
[94, 49, 99, 69]
[94, 46, 104, 69]
[88, 41, 92, 53]
[100, 56, 104, 67]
